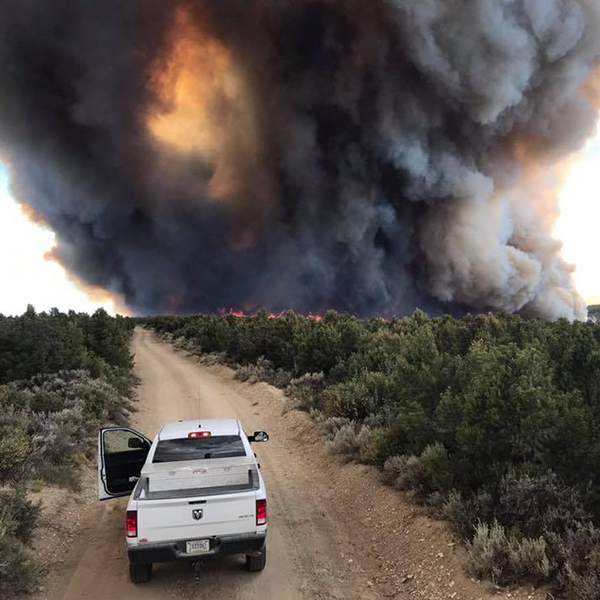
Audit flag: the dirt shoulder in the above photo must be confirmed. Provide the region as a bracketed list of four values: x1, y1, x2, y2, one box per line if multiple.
[25, 466, 96, 600]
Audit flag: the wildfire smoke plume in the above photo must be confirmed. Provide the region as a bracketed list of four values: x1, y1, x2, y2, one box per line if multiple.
[0, 0, 598, 319]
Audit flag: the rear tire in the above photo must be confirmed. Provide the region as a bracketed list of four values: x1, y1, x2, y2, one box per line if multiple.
[129, 562, 152, 584]
[246, 546, 267, 572]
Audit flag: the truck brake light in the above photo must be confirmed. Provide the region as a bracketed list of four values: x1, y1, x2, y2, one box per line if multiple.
[126, 510, 138, 537]
[189, 431, 211, 438]
[256, 499, 267, 526]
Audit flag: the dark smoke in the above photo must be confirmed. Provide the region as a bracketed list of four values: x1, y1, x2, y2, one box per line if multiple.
[0, 0, 598, 318]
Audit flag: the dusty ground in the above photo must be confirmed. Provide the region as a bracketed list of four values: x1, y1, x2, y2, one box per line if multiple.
[31, 328, 546, 600]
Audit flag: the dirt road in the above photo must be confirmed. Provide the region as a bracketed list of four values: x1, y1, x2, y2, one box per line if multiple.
[40, 329, 545, 600]
[44, 328, 393, 600]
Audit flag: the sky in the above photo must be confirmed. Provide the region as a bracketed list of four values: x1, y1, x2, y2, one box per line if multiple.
[554, 130, 600, 306]
[0, 130, 599, 317]
[0, 164, 120, 316]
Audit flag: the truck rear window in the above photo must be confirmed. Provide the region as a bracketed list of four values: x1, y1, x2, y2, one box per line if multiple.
[153, 435, 246, 463]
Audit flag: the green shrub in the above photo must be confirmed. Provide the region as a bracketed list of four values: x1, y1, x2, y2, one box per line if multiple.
[509, 536, 551, 583]
[0, 487, 40, 543]
[467, 521, 550, 586]
[382, 454, 408, 484]
[0, 534, 42, 599]
[393, 455, 427, 492]
[28, 390, 65, 414]
[419, 443, 453, 492]
[34, 462, 81, 491]
[316, 415, 352, 439]
[200, 351, 228, 366]
[27, 370, 131, 427]
[322, 371, 389, 420]
[0, 409, 31, 481]
[287, 372, 325, 411]
[322, 380, 370, 420]
[442, 490, 494, 541]
[235, 357, 292, 388]
[549, 523, 600, 600]
[294, 322, 343, 374]
[497, 473, 589, 539]
[381, 453, 431, 494]
[326, 424, 372, 462]
[381, 445, 452, 495]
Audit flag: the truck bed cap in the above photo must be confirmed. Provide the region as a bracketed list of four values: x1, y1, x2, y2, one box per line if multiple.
[158, 419, 240, 440]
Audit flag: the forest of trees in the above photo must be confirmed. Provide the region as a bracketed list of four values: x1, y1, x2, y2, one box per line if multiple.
[0, 307, 136, 598]
[145, 310, 600, 599]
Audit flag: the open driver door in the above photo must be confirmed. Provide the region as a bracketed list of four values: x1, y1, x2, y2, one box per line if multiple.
[97, 427, 151, 500]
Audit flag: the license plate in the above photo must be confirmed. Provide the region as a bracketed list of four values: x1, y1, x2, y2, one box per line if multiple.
[186, 539, 210, 554]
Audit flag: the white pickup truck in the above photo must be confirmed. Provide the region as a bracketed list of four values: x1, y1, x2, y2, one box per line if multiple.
[97, 419, 269, 584]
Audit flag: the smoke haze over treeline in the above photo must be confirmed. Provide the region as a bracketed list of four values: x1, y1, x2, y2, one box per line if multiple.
[0, 0, 598, 318]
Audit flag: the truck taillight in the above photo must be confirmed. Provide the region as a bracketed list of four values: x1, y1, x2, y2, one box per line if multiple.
[189, 431, 211, 438]
[126, 510, 138, 537]
[256, 499, 267, 526]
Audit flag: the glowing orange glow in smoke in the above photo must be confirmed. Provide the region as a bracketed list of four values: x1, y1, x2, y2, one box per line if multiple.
[148, 9, 261, 202]
[511, 136, 573, 233]
[44, 246, 132, 316]
[583, 67, 600, 111]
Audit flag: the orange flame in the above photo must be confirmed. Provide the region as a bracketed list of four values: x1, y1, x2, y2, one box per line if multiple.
[217, 307, 322, 321]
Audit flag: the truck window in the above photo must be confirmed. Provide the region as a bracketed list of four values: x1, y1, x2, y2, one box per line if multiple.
[153, 435, 246, 463]
[104, 429, 149, 454]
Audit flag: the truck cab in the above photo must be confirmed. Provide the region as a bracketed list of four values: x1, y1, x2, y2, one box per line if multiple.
[97, 419, 269, 583]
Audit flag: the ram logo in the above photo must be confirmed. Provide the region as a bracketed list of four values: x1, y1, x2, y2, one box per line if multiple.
[192, 509, 203, 520]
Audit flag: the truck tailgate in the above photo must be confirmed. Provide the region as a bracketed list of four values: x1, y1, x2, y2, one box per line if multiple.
[137, 491, 257, 542]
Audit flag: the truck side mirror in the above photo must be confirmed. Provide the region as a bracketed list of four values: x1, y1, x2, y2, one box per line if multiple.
[249, 431, 269, 443]
[128, 436, 147, 449]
